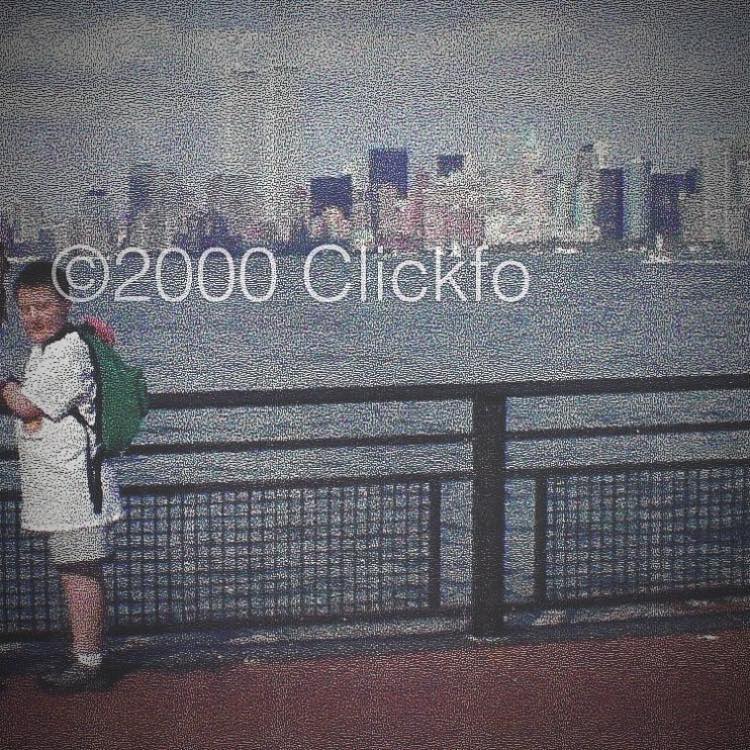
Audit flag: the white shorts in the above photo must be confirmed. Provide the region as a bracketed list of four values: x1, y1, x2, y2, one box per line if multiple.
[47, 525, 116, 567]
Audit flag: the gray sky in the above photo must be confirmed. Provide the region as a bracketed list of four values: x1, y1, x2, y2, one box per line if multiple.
[1, 0, 749, 216]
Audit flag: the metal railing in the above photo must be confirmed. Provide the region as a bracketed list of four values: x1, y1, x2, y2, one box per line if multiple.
[1, 373, 749, 640]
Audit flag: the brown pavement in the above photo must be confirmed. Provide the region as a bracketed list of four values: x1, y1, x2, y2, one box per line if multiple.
[1, 629, 749, 750]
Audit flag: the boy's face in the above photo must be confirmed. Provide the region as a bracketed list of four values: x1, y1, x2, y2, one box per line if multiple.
[16, 285, 71, 344]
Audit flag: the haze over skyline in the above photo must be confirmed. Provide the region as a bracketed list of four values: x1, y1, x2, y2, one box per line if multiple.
[1, 0, 749, 217]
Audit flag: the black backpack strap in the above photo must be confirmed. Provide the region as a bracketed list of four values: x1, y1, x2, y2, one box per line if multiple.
[71, 409, 103, 515]
[73, 327, 106, 515]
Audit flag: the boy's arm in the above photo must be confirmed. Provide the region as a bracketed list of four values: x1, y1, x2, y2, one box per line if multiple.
[18, 335, 92, 422]
[0, 381, 45, 421]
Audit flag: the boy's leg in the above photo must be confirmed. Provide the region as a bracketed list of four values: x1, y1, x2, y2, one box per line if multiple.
[39, 566, 111, 691]
[60, 564, 107, 658]
[40, 526, 115, 689]
[47, 525, 114, 659]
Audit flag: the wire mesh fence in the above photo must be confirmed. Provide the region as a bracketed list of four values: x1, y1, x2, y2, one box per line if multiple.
[2, 376, 750, 640]
[539, 463, 750, 605]
[1, 477, 445, 637]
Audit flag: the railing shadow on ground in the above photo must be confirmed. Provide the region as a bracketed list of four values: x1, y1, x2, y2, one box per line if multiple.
[1, 373, 749, 644]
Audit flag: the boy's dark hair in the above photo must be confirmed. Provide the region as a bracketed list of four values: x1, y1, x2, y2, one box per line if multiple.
[12, 260, 70, 299]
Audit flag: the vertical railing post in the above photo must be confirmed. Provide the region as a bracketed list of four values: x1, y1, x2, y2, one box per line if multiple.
[472, 392, 507, 638]
[534, 475, 549, 606]
[427, 480, 442, 611]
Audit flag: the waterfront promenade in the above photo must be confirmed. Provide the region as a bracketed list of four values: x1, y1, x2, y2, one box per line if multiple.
[1, 625, 748, 749]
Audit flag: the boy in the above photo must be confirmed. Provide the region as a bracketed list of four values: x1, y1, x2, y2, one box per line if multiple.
[0, 260, 122, 691]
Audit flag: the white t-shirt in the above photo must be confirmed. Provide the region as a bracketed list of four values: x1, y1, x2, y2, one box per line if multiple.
[16, 328, 122, 532]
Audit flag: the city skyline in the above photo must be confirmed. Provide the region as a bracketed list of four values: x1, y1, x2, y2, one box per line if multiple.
[2, 1, 749, 217]
[3, 133, 748, 255]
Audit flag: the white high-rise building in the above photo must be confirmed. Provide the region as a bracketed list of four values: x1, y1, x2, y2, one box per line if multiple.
[215, 68, 264, 177]
[259, 64, 306, 243]
[593, 140, 613, 170]
[699, 137, 750, 250]
[553, 176, 574, 241]
[623, 157, 652, 241]
[76, 187, 116, 250]
[342, 161, 367, 193]
[571, 144, 602, 242]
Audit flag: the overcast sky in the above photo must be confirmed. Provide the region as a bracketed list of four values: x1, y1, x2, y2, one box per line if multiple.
[1, 0, 749, 216]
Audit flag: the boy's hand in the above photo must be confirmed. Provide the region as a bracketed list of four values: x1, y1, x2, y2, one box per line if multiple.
[22, 416, 43, 434]
[1, 380, 45, 421]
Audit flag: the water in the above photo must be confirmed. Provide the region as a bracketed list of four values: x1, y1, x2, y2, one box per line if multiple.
[1, 251, 749, 612]
[4, 250, 748, 388]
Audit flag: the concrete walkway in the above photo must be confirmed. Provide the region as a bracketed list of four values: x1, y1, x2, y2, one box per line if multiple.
[1, 627, 749, 749]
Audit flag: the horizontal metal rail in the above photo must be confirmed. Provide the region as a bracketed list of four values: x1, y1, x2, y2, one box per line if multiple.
[10, 371, 739, 420]
[507, 585, 750, 612]
[143, 374, 749, 409]
[2, 418, 748, 464]
[508, 419, 750, 442]
[3, 459, 747, 496]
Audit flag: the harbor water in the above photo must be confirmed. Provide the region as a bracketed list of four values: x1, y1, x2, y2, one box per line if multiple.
[1, 250, 749, 611]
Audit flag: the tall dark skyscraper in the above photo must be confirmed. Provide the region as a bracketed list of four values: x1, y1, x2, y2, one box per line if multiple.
[127, 162, 160, 219]
[651, 173, 691, 238]
[437, 154, 465, 178]
[310, 175, 353, 219]
[684, 167, 701, 194]
[597, 168, 624, 240]
[574, 143, 598, 178]
[368, 148, 408, 198]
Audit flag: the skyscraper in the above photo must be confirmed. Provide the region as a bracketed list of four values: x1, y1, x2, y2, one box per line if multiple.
[623, 158, 652, 241]
[484, 128, 551, 244]
[572, 179, 598, 241]
[310, 175, 353, 219]
[572, 144, 600, 242]
[552, 176, 574, 241]
[369, 148, 409, 198]
[261, 65, 306, 242]
[437, 154, 465, 178]
[597, 168, 624, 241]
[650, 173, 687, 240]
[699, 137, 750, 249]
[369, 148, 408, 244]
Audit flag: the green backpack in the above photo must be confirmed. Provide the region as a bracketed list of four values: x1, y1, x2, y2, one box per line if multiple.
[77, 325, 149, 456]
